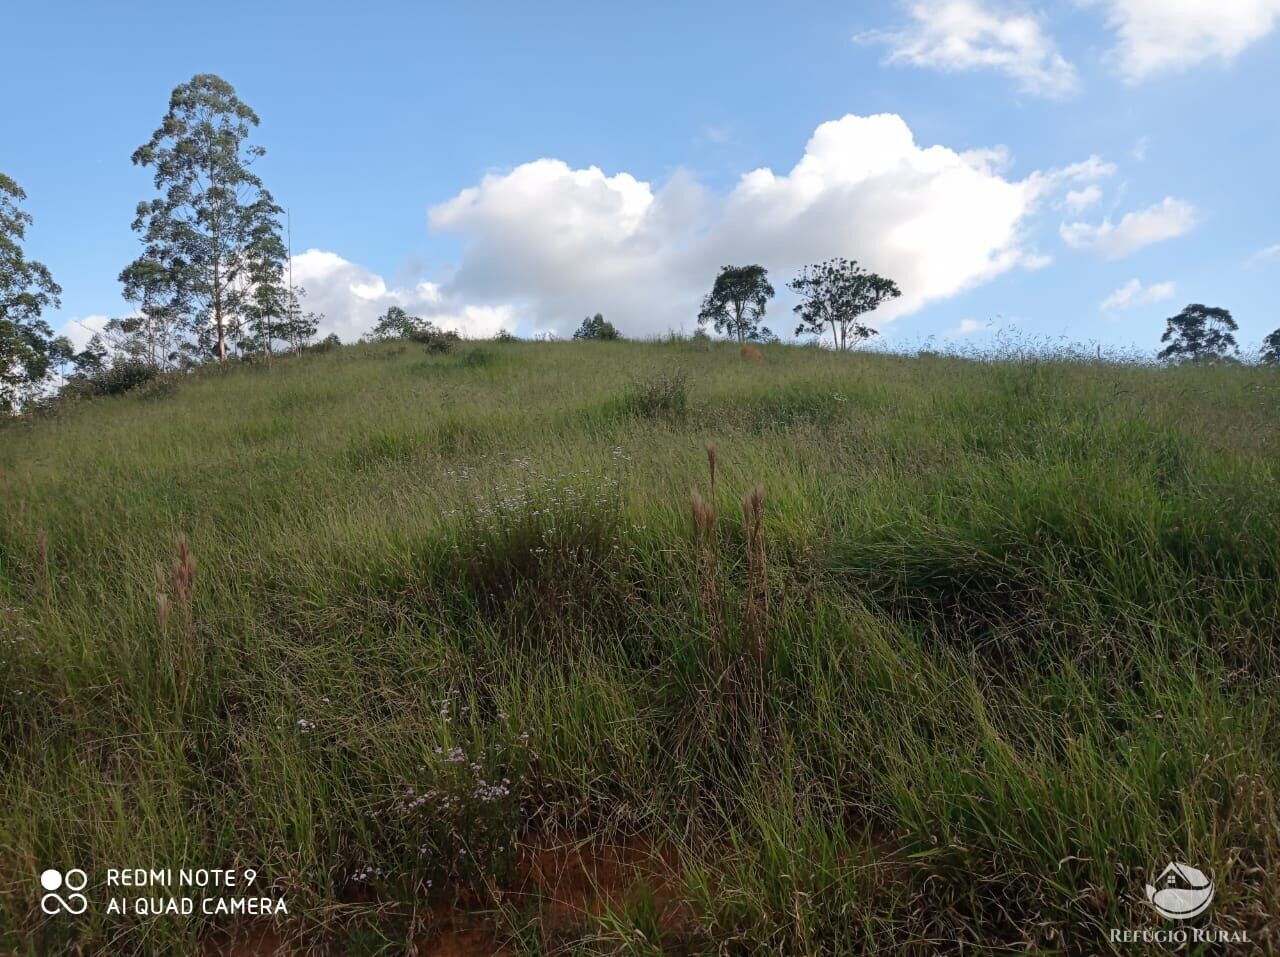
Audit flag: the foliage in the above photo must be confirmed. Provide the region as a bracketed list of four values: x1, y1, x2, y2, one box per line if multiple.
[1, 172, 66, 412]
[572, 313, 621, 340]
[369, 306, 430, 341]
[1158, 303, 1239, 362]
[789, 258, 900, 350]
[125, 74, 284, 363]
[61, 357, 161, 399]
[409, 325, 461, 354]
[1259, 328, 1280, 364]
[697, 264, 775, 342]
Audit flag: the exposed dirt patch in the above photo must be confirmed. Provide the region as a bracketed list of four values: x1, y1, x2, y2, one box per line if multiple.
[509, 833, 687, 926]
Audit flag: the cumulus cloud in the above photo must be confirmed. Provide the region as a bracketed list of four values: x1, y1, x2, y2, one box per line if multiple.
[290, 249, 516, 342]
[1087, 0, 1280, 81]
[860, 0, 1079, 96]
[65, 114, 1110, 345]
[1099, 277, 1176, 312]
[427, 113, 1100, 337]
[1060, 197, 1198, 258]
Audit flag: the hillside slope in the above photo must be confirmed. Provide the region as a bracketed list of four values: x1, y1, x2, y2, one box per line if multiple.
[2, 340, 1279, 954]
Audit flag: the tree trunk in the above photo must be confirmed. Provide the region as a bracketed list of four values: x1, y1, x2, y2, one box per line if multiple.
[214, 257, 225, 362]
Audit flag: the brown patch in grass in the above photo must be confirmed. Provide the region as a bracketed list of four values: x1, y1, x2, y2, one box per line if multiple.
[508, 834, 687, 927]
[740, 345, 763, 363]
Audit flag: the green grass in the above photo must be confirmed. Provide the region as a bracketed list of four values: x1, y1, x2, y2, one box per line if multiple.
[2, 338, 1278, 954]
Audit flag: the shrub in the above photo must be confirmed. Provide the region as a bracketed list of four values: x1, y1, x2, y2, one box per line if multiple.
[459, 347, 495, 368]
[410, 326, 461, 354]
[493, 329, 519, 343]
[626, 369, 688, 418]
[63, 359, 160, 399]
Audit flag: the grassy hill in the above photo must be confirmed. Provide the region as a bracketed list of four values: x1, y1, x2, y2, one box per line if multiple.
[2, 339, 1278, 954]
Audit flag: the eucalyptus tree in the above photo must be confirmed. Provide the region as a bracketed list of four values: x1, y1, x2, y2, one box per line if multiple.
[127, 74, 284, 363]
[1157, 304, 1238, 362]
[113, 256, 187, 368]
[1, 172, 68, 411]
[242, 196, 289, 358]
[789, 258, 900, 350]
[280, 286, 321, 354]
[697, 265, 774, 342]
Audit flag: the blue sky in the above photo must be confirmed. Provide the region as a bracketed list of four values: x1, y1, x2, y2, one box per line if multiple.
[4, 0, 1278, 352]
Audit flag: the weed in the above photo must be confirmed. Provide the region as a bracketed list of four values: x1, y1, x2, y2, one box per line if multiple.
[626, 369, 688, 419]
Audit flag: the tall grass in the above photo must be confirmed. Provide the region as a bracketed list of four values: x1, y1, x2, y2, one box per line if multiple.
[1, 338, 1278, 954]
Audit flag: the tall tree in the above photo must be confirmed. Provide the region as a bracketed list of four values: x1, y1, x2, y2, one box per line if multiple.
[1, 173, 67, 412]
[127, 74, 283, 363]
[242, 196, 289, 359]
[789, 258, 900, 350]
[1157, 304, 1238, 362]
[697, 265, 774, 342]
[1259, 328, 1280, 365]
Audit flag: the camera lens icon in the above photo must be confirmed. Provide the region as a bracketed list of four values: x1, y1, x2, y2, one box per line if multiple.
[40, 868, 88, 915]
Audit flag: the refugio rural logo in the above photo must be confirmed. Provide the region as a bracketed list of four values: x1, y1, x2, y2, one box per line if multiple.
[1145, 862, 1214, 919]
[1109, 861, 1250, 946]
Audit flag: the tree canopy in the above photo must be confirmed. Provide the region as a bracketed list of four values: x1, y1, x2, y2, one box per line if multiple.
[1259, 328, 1280, 365]
[1, 172, 68, 412]
[126, 73, 284, 363]
[697, 265, 775, 342]
[572, 314, 621, 340]
[788, 258, 900, 350]
[1157, 304, 1238, 362]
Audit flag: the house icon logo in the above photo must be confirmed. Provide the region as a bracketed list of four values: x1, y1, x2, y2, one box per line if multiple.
[1144, 862, 1214, 920]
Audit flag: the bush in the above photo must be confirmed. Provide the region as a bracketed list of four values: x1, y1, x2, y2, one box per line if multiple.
[63, 360, 160, 399]
[410, 326, 461, 354]
[493, 329, 519, 343]
[626, 369, 688, 418]
[459, 347, 495, 368]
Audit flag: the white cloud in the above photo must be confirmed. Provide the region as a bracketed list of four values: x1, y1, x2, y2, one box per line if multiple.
[1087, 0, 1280, 81]
[1063, 185, 1103, 212]
[1246, 243, 1280, 265]
[860, 0, 1079, 96]
[1060, 197, 1198, 258]
[945, 317, 992, 337]
[58, 315, 111, 351]
[422, 114, 1098, 337]
[290, 249, 515, 342]
[1099, 277, 1177, 312]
